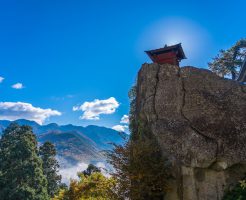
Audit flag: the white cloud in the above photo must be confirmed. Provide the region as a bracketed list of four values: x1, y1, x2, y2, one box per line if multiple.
[112, 125, 128, 132]
[95, 162, 111, 178]
[59, 162, 89, 184]
[0, 76, 4, 83]
[120, 114, 129, 124]
[0, 102, 61, 124]
[96, 162, 106, 169]
[111, 115, 130, 133]
[73, 97, 119, 120]
[12, 83, 24, 89]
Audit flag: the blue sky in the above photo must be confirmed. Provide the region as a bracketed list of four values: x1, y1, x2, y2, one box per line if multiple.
[0, 0, 245, 130]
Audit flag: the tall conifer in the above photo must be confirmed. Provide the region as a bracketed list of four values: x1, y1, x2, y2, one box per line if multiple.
[0, 123, 49, 200]
[39, 141, 61, 197]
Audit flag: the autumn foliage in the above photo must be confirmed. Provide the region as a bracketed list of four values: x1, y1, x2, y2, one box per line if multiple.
[53, 170, 116, 200]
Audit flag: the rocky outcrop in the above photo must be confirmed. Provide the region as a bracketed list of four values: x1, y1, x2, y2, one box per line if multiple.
[136, 63, 246, 200]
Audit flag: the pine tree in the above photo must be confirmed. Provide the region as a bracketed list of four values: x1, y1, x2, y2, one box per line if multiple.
[0, 123, 49, 200]
[39, 141, 61, 198]
[208, 39, 246, 79]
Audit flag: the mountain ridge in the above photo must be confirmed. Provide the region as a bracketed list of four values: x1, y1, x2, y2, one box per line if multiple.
[0, 119, 128, 168]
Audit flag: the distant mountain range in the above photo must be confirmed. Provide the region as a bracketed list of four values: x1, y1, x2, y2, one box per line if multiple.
[0, 119, 128, 168]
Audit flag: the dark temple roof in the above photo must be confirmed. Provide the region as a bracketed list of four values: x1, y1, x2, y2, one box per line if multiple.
[145, 43, 187, 60]
[237, 57, 246, 83]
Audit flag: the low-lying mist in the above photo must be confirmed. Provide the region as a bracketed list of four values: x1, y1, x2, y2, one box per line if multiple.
[58, 160, 110, 184]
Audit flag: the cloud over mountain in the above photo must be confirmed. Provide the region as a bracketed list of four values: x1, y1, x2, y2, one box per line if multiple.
[112, 125, 128, 132]
[73, 97, 119, 120]
[120, 114, 129, 124]
[112, 115, 129, 133]
[0, 102, 61, 124]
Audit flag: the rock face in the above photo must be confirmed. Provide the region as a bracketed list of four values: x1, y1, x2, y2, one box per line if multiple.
[136, 63, 246, 200]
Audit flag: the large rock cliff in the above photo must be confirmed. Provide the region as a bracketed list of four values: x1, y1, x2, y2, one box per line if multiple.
[136, 63, 246, 200]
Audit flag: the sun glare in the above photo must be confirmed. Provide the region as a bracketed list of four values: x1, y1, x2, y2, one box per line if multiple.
[137, 17, 211, 63]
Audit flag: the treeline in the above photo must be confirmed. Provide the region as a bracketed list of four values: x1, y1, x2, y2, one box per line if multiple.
[0, 123, 117, 200]
[0, 123, 61, 200]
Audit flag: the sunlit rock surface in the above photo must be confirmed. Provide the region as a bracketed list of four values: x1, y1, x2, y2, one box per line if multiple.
[136, 63, 246, 200]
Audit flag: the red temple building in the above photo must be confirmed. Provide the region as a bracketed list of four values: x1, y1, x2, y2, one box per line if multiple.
[145, 43, 186, 66]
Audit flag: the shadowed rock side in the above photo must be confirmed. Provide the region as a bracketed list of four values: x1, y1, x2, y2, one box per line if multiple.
[136, 63, 246, 200]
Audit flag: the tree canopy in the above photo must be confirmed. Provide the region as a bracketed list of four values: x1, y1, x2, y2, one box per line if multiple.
[0, 123, 49, 200]
[208, 39, 246, 80]
[82, 164, 101, 176]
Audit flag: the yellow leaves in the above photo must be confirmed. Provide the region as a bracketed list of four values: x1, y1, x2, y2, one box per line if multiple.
[239, 180, 246, 189]
[52, 189, 66, 200]
[53, 172, 116, 200]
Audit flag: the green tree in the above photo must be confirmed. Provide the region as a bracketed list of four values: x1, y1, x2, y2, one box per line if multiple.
[39, 141, 61, 198]
[107, 142, 131, 199]
[108, 128, 172, 200]
[208, 38, 246, 80]
[83, 164, 101, 176]
[0, 123, 49, 200]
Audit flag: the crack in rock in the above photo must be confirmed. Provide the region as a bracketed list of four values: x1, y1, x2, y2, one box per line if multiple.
[153, 64, 161, 121]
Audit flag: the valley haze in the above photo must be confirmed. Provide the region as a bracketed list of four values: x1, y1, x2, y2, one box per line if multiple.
[0, 119, 127, 183]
